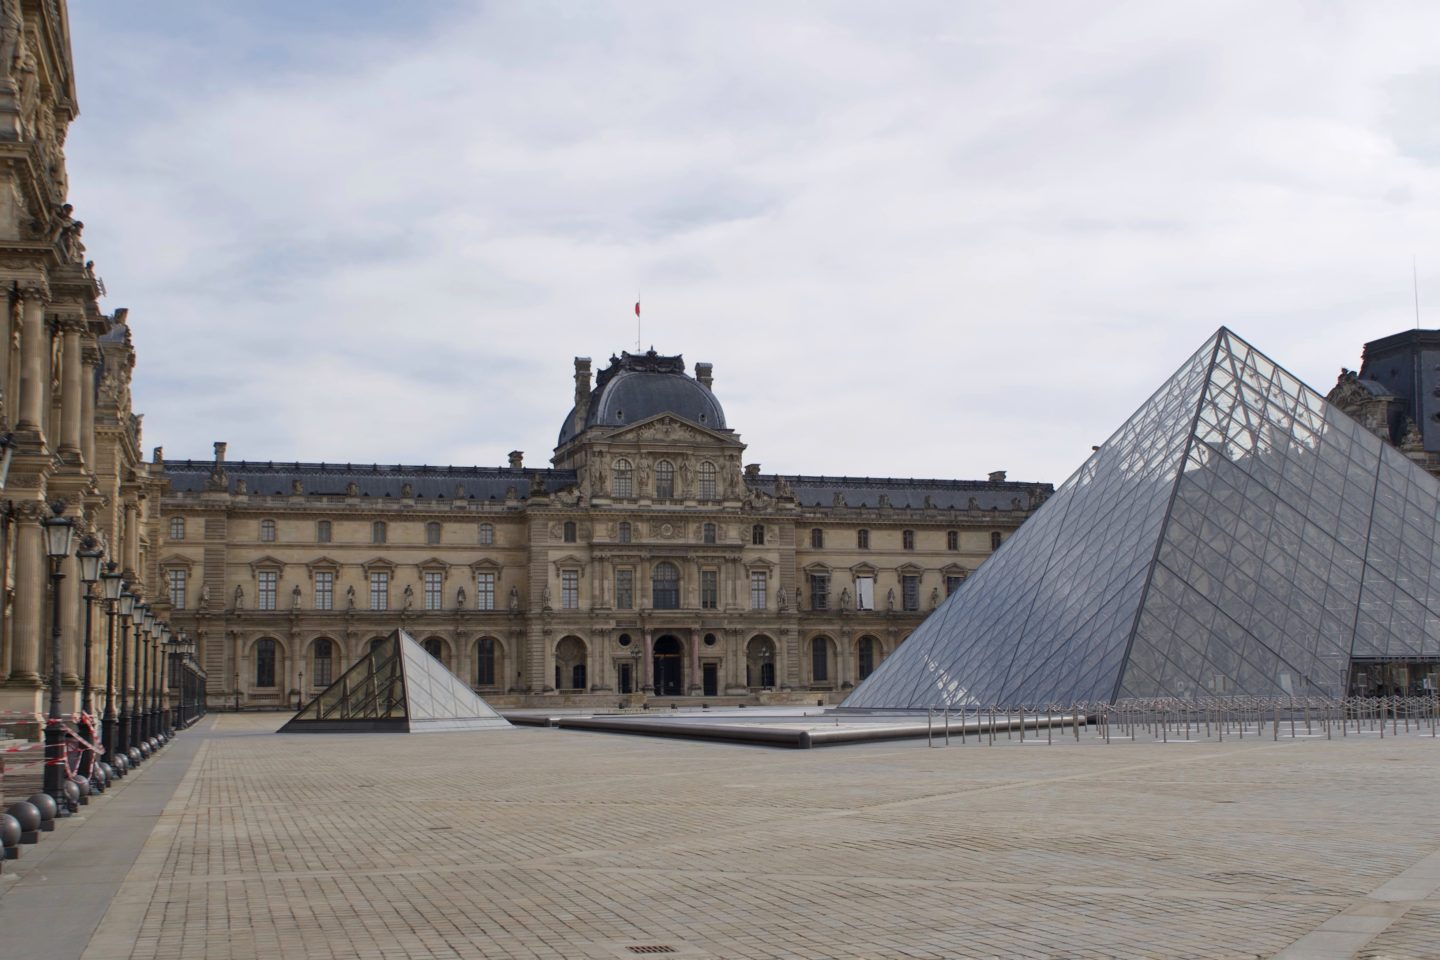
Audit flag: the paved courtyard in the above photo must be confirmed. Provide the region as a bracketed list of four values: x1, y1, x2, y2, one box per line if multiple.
[5, 713, 1440, 960]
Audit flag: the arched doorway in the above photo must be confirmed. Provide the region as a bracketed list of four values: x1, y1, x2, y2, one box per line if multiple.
[555, 636, 588, 691]
[653, 635, 683, 695]
[747, 636, 776, 689]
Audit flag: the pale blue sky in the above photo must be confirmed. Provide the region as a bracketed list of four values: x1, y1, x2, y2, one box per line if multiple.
[62, 1, 1440, 485]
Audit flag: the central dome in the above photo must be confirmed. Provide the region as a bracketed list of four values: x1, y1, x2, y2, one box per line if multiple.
[558, 350, 726, 446]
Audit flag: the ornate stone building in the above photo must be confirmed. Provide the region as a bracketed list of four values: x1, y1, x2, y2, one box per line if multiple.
[157, 350, 1052, 709]
[0, 0, 161, 718]
[1327, 329, 1440, 478]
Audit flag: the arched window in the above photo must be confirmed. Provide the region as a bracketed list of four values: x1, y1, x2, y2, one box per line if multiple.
[655, 460, 674, 498]
[810, 528, 824, 549]
[752, 524, 765, 546]
[476, 637, 497, 686]
[618, 521, 631, 544]
[812, 637, 829, 683]
[169, 517, 185, 540]
[423, 637, 444, 664]
[369, 637, 388, 653]
[857, 529, 869, 549]
[703, 522, 716, 545]
[652, 561, 680, 609]
[613, 459, 633, 498]
[316, 520, 332, 543]
[372, 521, 387, 545]
[478, 523, 494, 545]
[991, 531, 1002, 550]
[947, 530, 959, 551]
[255, 638, 277, 688]
[260, 519, 277, 542]
[563, 521, 577, 543]
[426, 522, 442, 545]
[858, 637, 876, 680]
[556, 636, 587, 691]
[313, 638, 333, 686]
[698, 461, 717, 500]
[902, 529, 915, 550]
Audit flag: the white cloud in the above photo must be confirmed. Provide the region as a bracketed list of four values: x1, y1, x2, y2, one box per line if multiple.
[63, 0, 1440, 483]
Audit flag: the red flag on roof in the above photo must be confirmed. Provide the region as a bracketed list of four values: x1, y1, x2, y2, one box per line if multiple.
[635, 301, 640, 317]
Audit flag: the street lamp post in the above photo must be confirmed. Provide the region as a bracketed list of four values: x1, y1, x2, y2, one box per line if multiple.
[139, 608, 154, 744]
[101, 565, 124, 763]
[76, 536, 102, 783]
[131, 604, 148, 755]
[158, 623, 172, 738]
[116, 591, 135, 757]
[41, 500, 75, 811]
[146, 612, 160, 743]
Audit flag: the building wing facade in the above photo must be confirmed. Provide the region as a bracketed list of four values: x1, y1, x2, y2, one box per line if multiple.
[156, 350, 1051, 708]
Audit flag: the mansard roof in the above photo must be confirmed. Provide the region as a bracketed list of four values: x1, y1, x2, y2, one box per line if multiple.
[161, 461, 577, 500]
[558, 349, 727, 447]
[748, 474, 1052, 511]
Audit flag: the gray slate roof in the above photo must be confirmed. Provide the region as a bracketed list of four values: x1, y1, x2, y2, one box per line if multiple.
[748, 475, 1050, 511]
[558, 350, 727, 446]
[162, 461, 575, 500]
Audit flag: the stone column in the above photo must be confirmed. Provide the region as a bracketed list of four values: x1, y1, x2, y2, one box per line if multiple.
[643, 629, 654, 693]
[15, 283, 48, 433]
[124, 501, 141, 579]
[688, 627, 701, 694]
[80, 346, 99, 467]
[59, 552, 80, 690]
[58, 319, 83, 458]
[7, 505, 45, 684]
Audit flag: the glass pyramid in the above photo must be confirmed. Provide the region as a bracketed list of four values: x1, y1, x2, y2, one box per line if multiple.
[279, 629, 512, 732]
[843, 327, 1440, 709]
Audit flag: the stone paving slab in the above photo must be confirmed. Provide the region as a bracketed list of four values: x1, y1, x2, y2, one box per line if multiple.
[5, 714, 1440, 959]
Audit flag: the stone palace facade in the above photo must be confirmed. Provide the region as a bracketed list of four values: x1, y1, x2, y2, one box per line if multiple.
[155, 351, 1052, 709]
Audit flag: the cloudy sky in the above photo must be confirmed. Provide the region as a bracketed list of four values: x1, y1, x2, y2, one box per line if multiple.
[63, 1, 1440, 486]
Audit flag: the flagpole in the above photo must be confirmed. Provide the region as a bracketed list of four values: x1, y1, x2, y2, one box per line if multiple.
[636, 292, 641, 352]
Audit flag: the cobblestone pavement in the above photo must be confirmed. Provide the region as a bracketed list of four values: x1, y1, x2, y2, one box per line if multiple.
[60, 715, 1440, 960]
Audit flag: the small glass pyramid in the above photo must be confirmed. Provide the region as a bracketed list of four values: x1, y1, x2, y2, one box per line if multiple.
[280, 629, 512, 732]
[843, 327, 1440, 709]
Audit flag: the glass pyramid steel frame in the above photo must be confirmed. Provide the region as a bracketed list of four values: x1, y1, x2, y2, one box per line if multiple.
[844, 328, 1440, 709]
[279, 629, 512, 733]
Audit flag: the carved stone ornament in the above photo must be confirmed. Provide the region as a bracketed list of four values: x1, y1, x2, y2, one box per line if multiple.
[400, 482, 413, 498]
[346, 481, 360, 497]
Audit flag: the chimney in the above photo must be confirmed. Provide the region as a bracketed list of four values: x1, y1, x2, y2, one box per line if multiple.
[508, 450, 524, 470]
[214, 441, 227, 465]
[745, 463, 761, 477]
[695, 362, 713, 391]
[572, 357, 592, 436]
[988, 470, 1007, 483]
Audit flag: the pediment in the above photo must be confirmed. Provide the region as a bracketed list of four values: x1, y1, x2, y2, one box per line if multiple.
[160, 553, 194, 570]
[247, 555, 285, 573]
[306, 555, 342, 573]
[416, 556, 449, 571]
[602, 414, 739, 448]
[362, 556, 396, 572]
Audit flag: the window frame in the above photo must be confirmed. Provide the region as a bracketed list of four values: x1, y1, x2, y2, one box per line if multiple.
[651, 561, 680, 610]
[314, 571, 334, 611]
[167, 568, 186, 610]
[257, 569, 278, 611]
[476, 571, 496, 611]
[312, 638, 334, 687]
[426, 521, 442, 546]
[613, 459, 633, 498]
[254, 638, 277, 688]
[902, 529, 915, 551]
[810, 528, 824, 549]
[423, 570, 444, 610]
[372, 521, 387, 545]
[316, 520, 332, 543]
[369, 571, 389, 610]
[655, 460, 675, 499]
[750, 570, 767, 610]
[478, 522, 495, 546]
[169, 517, 185, 541]
[809, 572, 829, 611]
[615, 567, 634, 610]
[947, 529, 959, 551]
[902, 574, 920, 612]
[703, 522, 716, 545]
[561, 569, 580, 609]
[698, 461, 717, 500]
[260, 518, 277, 543]
[701, 569, 718, 609]
[857, 528, 869, 550]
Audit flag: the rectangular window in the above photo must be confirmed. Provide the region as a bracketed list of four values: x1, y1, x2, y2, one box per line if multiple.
[701, 570, 718, 609]
[750, 571, 767, 610]
[258, 570, 277, 611]
[809, 573, 829, 611]
[424, 570, 443, 610]
[370, 571, 389, 610]
[855, 576, 875, 611]
[167, 568, 186, 609]
[946, 575, 964, 597]
[903, 575, 920, 611]
[315, 571, 334, 611]
[561, 570, 579, 609]
[476, 572, 495, 611]
[947, 530, 959, 551]
[903, 530, 915, 550]
[615, 569, 634, 610]
[317, 520, 331, 543]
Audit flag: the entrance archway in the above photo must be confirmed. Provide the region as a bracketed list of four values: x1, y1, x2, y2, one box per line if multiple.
[747, 635, 776, 689]
[653, 635, 683, 696]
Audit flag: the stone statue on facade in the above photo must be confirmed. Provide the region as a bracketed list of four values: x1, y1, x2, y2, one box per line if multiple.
[456, 586, 466, 608]
[839, 587, 851, 611]
[886, 588, 895, 611]
[0, 2, 23, 95]
[509, 586, 520, 612]
[153, 446, 164, 464]
[291, 479, 303, 495]
[541, 584, 551, 610]
[346, 481, 360, 497]
[402, 584, 414, 609]
[773, 476, 792, 498]
[345, 584, 356, 609]
[234, 478, 247, 494]
[233, 584, 244, 610]
[931, 587, 941, 608]
[777, 587, 787, 612]
[400, 482, 413, 498]
[292, 584, 302, 609]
